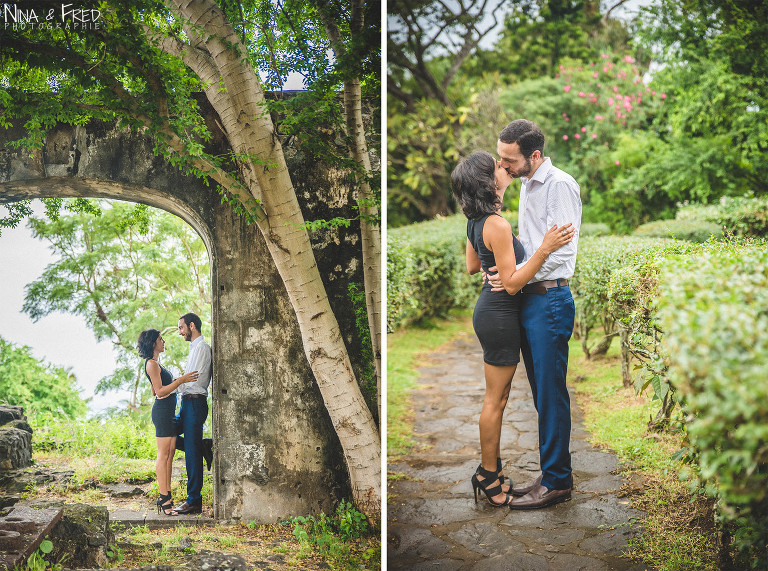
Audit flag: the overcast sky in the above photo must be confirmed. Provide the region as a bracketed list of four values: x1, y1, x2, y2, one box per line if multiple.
[0, 205, 131, 415]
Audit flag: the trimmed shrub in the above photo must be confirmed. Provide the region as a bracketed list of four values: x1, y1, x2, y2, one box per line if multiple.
[571, 236, 675, 360]
[633, 219, 723, 242]
[387, 212, 517, 331]
[658, 240, 768, 567]
[677, 196, 768, 237]
[580, 222, 611, 236]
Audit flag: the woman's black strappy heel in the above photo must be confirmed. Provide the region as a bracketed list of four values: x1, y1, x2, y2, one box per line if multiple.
[476, 458, 513, 494]
[471, 465, 512, 507]
[157, 492, 174, 515]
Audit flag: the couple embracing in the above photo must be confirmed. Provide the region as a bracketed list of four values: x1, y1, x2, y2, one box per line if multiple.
[452, 119, 581, 510]
[137, 313, 214, 516]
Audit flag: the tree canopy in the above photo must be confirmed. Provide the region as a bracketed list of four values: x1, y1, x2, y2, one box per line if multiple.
[0, 336, 88, 419]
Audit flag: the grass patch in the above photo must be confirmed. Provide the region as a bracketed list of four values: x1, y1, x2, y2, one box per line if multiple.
[568, 336, 718, 570]
[386, 309, 473, 460]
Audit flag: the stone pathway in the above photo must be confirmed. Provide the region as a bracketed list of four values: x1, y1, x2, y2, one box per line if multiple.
[387, 333, 651, 570]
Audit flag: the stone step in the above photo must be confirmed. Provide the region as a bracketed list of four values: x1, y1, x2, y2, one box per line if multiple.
[110, 509, 215, 530]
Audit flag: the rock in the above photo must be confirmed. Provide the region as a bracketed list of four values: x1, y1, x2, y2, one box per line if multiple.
[0, 427, 32, 470]
[0, 406, 24, 426]
[28, 501, 114, 569]
[97, 483, 145, 498]
[186, 550, 248, 571]
[7, 420, 32, 434]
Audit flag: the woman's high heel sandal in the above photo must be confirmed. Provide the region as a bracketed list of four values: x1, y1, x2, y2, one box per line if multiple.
[471, 465, 512, 507]
[476, 458, 513, 494]
[157, 492, 174, 515]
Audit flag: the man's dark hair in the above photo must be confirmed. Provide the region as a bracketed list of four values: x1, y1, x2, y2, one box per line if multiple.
[137, 329, 161, 359]
[499, 119, 545, 158]
[451, 151, 501, 220]
[181, 312, 202, 334]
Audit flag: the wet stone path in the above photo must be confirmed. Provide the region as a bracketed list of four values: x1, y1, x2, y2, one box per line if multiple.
[387, 332, 651, 570]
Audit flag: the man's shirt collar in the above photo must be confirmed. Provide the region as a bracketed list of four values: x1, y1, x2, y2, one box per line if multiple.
[521, 157, 553, 188]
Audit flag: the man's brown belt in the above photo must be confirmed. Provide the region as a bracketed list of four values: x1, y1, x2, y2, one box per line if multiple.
[522, 278, 569, 295]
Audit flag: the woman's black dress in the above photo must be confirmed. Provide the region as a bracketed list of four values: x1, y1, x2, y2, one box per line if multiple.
[146, 359, 177, 437]
[468, 213, 526, 366]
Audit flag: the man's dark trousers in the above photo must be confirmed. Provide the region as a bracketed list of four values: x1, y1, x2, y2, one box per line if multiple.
[519, 284, 575, 490]
[175, 396, 208, 505]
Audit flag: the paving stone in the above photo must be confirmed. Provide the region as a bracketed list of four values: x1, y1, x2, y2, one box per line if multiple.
[544, 553, 610, 570]
[415, 418, 460, 434]
[391, 497, 489, 526]
[432, 439, 465, 453]
[571, 450, 619, 474]
[388, 526, 452, 559]
[517, 432, 539, 449]
[525, 527, 586, 546]
[404, 459, 479, 485]
[470, 551, 550, 570]
[501, 507, 573, 530]
[391, 558, 464, 570]
[561, 496, 644, 529]
[579, 525, 643, 556]
[578, 473, 623, 493]
[448, 522, 525, 557]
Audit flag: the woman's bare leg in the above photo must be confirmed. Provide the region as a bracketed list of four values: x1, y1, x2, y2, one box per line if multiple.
[156, 437, 175, 496]
[478, 363, 516, 503]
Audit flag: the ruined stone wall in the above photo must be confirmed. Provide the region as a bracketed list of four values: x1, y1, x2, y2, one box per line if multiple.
[0, 94, 379, 522]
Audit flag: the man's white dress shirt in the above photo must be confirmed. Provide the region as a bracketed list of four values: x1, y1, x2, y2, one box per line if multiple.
[179, 335, 212, 396]
[516, 157, 582, 283]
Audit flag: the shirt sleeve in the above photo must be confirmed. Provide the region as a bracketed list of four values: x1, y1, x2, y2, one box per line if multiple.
[532, 180, 582, 281]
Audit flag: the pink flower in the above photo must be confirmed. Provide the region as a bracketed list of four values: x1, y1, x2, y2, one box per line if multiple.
[597, 83, 602, 87]
[661, 93, 667, 99]
[652, 90, 656, 96]
[623, 55, 635, 64]
[562, 113, 568, 117]
[603, 66, 609, 73]
[564, 85, 571, 93]
[592, 133, 598, 139]
[575, 133, 581, 139]
[559, 65, 565, 71]
[601, 53, 609, 59]
[593, 72, 599, 79]
[608, 97, 614, 106]
[578, 91, 586, 97]
[563, 135, 569, 140]
[565, 117, 570, 122]
[581, 127, 587, 132]
[605, 142, 609, 146]
[595, 115, 604, 120]
[615, 160, 621, 165]
[613, 86, 619, 92]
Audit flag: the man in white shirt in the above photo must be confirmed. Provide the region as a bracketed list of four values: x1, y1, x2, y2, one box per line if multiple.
[491, 119, 582, 509]
[171, 312, 213, 515]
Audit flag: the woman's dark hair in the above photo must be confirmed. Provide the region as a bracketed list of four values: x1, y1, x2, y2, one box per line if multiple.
[451, 151, 501, 220]
[137, 329, 161, 359]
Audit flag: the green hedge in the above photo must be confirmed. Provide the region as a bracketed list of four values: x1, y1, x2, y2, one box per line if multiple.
[658, 242, 768, 566]
[387, 212, 517, 331]
[633, 219, 723, 242]
[677, 196, 768, 237]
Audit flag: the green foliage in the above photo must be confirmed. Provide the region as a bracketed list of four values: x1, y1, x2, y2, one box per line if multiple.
[387, 213, 519, 331]
[291, 499, 378, 568]
[23, 199, 210, 406]
[571, 236, 672, 359]
[31, 409, 157, 461]
[677, 196, 768, 238]
[0, 338, 87, 419]
[579, 223, 611, 236]
[633, 219, 723, 243]
[658, 241, 768, 567]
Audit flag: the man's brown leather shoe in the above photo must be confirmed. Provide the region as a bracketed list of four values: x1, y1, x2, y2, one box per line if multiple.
[508, 484, 571, 510]
[510, 474, 543, 497]
[171, 501, 202, 515]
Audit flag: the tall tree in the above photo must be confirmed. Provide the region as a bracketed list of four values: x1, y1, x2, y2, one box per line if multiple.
[0, 336, 88, 419]
[23, 200, 210, 410]
[0, 0, 380, 519]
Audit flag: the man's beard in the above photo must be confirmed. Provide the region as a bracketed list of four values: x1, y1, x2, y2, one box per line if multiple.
[184, 331, 192, 341]
[509, 156, 533, 179]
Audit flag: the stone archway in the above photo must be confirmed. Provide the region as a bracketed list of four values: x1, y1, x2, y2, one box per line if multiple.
[0, 110, 369, 522]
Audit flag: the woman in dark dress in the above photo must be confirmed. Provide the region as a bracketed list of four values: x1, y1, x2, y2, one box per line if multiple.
[137, 329, 198, 515]
[451, 151, 574, 506]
